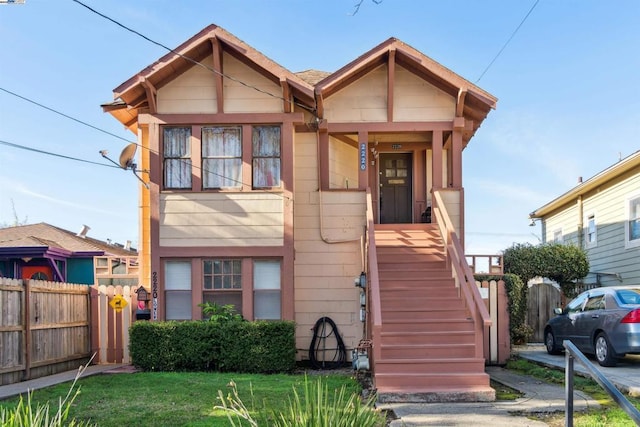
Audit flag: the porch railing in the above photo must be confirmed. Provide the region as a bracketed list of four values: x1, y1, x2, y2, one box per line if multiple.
[364, 189, 382, 371]
[433, 190, 491, 358]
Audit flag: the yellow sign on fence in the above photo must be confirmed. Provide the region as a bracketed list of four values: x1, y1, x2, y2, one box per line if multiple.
[109, 294, 128, 312]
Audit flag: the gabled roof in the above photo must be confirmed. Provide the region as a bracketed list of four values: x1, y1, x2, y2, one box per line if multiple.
[0, 223, 137, 256]
[105, 24, 315, 132]
[105, 25, 496, 141]
[314, 37, 497, 142]
[530, 150, 640, 218]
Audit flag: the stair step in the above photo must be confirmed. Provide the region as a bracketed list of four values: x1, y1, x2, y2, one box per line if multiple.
[380, 330, 474, 345]
[381, 343, 476, 358]
[381, 318, 474, 333]
[375, 372, 491, 389]
[382, 297, 465, 311]
[382, 309, 470, 322]
[374, 357, 485, 374]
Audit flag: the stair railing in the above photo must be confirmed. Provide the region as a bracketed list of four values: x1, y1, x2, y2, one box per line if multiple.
[433, 190, 491, 358]
[364, 189, 382, 370]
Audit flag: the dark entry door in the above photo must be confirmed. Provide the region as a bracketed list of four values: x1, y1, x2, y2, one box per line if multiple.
[379, 153, 412, 223]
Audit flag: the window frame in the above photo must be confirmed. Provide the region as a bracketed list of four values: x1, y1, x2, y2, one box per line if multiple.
[164, 260, 193, 320]
[252, 125, 282, 189]
[553, 228, 563, 244]
[625, 193, 640, 249]
[201, 126, 243, 190]
[585, 213, 597, 248]
[162, 127, 193, 190]
[253, 259, 282, 320]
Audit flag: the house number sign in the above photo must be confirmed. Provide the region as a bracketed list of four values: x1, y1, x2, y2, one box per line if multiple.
[360, 143, 366, 171]
[152, 271, 158, 320]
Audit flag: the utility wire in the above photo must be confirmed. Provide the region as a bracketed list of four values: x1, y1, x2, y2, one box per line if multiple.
[0, 139, 120, 168]
[476, 0, 540, 83]
[71, 0, 316, 116]
[1, 88, 291, 198]
[0, 87, 135, 145]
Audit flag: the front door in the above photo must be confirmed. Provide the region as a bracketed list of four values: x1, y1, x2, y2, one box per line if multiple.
[379, 153, 412, 223]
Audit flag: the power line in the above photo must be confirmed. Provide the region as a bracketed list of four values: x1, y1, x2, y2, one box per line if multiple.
[0, 87, 135, 145]
[71, 0, 316, 116]
[476, 0, 540, 83]
[2, 88, 291, 199]
[0, 139, 120, 168]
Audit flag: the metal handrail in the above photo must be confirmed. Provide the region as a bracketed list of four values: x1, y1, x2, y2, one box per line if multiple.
[563, 340, 640, 427]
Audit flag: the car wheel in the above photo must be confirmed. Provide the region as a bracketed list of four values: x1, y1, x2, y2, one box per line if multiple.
[545, 329, 562, 355]
[595, 332, 617, 367]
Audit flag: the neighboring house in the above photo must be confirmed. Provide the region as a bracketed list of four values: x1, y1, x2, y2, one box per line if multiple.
[529, 150, 640, 288]
[103, 24, 497, 401]
[0, 223, 138, 286]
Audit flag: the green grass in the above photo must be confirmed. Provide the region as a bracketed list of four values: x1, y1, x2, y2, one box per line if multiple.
[506, 358, 640, 427]
[0, 372, 377, 427]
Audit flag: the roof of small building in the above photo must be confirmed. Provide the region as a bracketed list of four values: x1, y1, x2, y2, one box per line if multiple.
[0, 223, 137, 256]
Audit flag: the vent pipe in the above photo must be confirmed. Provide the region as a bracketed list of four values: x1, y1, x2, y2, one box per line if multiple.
[77, 224, 90, 238]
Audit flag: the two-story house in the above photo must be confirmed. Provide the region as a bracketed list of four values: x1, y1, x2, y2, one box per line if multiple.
[530, 151, 640, 288]
[103, 24, 497, 402]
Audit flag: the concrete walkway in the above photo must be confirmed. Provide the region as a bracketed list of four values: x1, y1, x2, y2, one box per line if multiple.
[379, 366, 599, 426]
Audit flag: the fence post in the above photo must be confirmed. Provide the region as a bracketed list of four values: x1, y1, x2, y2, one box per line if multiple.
[23, 279, 31, 381]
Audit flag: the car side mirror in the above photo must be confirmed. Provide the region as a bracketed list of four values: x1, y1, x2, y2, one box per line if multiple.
[553, 307, 563, 315]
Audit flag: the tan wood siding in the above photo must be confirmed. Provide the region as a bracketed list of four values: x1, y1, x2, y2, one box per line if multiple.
[394, 65, 455, 121]
[329, 137, 359, 189]
[159, 193, 284, 247]
[544, 204, 580, 246]
[293, 133, 366, 359]
[324, 65, 387, 122]
[223, 53, 283, 113]
[157, 56, 218, 114]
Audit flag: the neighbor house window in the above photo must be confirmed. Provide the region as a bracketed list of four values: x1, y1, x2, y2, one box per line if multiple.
[626, 194, 640, 248]
[202, 259, 242, 314]
[163, 127, 192, 189]
[252, 126, 281, 188]
[202, 126, 242, 189]
[586, 214, 597, 247]
[165, 260, 192, 320]
[253, 260, 281, 319]
[553, 229, 563, 244]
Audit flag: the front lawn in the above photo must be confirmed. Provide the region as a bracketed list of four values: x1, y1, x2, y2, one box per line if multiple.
[0, 371, 380, 426]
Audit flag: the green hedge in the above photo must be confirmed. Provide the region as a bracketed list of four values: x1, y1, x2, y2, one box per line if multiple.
[129, 320, 296, 373]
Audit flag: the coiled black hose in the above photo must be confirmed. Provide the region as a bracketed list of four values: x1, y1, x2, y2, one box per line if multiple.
[309, 316, 347, 369]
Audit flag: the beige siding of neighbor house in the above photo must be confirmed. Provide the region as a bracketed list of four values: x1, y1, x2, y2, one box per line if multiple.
[157, 56, 218, 114]
[159, 193, 284, 247]
[394, 65, 455, 122]
[324, 65, 387, 122]
[223, 53, 284, 113]
[329, 137, 359, 189]
[294, 132, 366, 359]
[544, 204, 580, 246]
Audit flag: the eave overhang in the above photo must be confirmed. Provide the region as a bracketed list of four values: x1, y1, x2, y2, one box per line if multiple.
[530, 150, 640, 218]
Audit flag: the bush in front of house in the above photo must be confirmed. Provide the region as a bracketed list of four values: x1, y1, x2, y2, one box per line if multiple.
[129, 320, 296, 373]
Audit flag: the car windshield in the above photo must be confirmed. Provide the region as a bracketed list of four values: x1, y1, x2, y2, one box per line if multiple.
[616, 288, 640, 305]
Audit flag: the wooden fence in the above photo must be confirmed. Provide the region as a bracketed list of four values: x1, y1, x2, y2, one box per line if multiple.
[476, 279, 510, 364]
[0, 278, 139, 386]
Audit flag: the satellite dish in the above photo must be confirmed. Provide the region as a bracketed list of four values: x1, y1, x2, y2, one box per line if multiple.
[99, 143, 149, 189]
[119, 143, 137, 169]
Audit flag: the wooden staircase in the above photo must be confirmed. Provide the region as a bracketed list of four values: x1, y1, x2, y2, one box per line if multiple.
[373, 223, 494, 403]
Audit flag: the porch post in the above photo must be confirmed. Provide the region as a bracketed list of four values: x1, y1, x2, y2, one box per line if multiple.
[451, 120, 463, 188]
[358, 130, 369, 190]
[432, 130, 443, 189]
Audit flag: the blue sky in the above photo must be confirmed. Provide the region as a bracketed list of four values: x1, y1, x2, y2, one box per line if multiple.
[1, 0, 639, 253]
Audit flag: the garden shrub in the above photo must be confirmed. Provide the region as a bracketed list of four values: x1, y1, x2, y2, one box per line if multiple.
[129, 319, 295, 373]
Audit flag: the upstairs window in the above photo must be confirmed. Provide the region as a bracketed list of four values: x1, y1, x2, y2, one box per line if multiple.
[202, 127, 242, 189]
[586, 214, 597, 247]
[252, 126, 281, 188]
[627, 195, 640, 248]
[164, 127, 192, 189]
